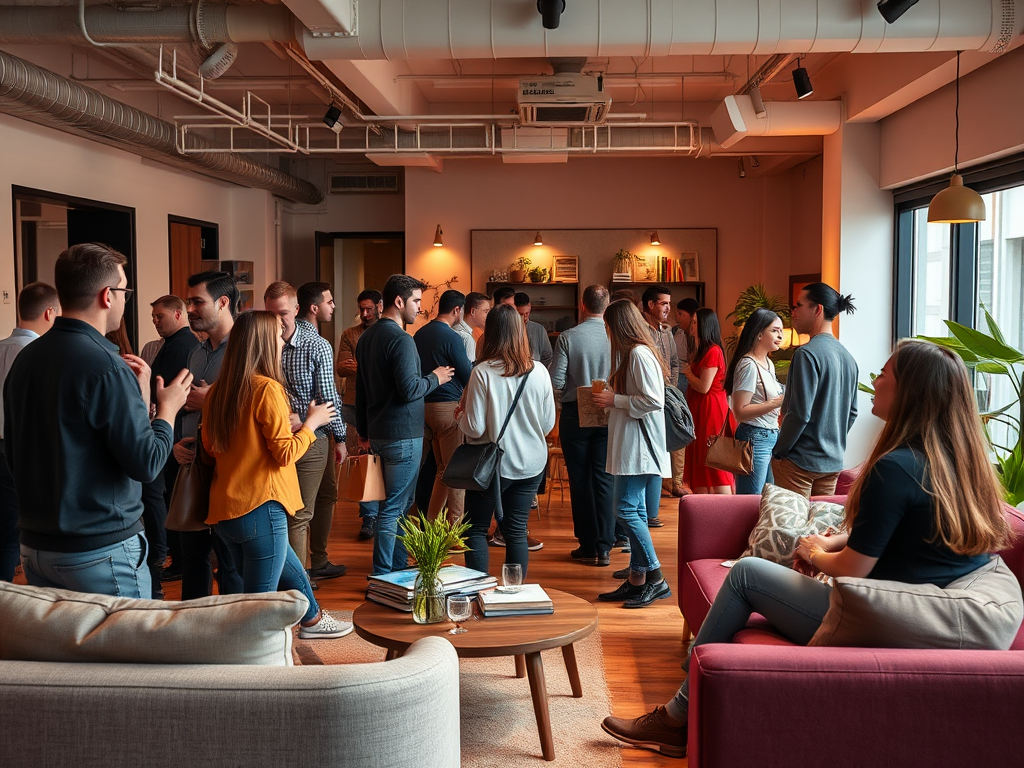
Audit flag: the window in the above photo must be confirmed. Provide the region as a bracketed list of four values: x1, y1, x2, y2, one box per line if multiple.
[910, 211, 952, 338]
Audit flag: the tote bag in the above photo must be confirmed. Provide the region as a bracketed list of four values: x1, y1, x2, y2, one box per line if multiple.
[166, 426, 213, 532]
[342, 453, 386, 502]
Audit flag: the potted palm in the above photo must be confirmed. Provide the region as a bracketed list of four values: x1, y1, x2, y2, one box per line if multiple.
[398, 512, 470, 624]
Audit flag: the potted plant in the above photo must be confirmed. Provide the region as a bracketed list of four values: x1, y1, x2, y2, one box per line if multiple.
[398, 512, 470, 624]
[528, 266, 548, 283]
[612, 248, 642, 279]
[509, 256, 532, 283]
[725, 284, 792, 354]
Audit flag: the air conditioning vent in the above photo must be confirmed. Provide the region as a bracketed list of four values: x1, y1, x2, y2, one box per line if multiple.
[328, 173, 400, 194]
[517, 75, 611, 125]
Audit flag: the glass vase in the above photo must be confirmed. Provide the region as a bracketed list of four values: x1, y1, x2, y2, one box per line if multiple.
[412, 572, 446, 624]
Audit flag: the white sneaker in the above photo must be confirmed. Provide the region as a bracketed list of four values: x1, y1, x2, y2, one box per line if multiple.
[298, 611, 353, 640]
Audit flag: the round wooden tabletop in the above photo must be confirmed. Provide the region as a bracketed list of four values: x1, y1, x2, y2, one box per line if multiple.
[353, 587, 598, 658]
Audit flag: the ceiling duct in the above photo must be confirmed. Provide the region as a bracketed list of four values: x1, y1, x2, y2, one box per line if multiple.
[0, 48, 322, 204]
[300, 0, 1021, 60]
[709, 94, 840, 149]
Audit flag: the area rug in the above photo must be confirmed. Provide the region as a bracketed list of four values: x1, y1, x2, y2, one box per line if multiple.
[294, 612, 623, 767]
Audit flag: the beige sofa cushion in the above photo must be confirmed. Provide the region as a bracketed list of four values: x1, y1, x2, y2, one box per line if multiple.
[0, 582, 308, 666]
[808, 556, 1024, 650]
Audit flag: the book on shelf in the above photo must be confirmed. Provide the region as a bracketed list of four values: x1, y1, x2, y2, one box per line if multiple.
[476, 583, 554, 616]
[612, 272, 633, 282]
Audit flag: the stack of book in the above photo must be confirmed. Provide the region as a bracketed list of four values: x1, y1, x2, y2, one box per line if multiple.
[476, 584, 554, 617]
[366, 564, 497, 612]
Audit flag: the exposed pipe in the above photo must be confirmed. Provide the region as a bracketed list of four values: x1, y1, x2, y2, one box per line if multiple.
[0, 48, 323, 205]
[299, 0, 1022, 60]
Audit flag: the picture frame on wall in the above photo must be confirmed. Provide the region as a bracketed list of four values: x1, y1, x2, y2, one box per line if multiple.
[551, 255, 579, 282]
[221, 260, 254, 285]
[789, 273, 821, 308]
[239, 290, 254, 311]
[680, 252, 700, 281]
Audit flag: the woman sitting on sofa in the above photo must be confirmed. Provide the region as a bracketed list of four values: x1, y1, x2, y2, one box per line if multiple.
[202, 310, 350, 640]
[601, 339, 1019, 758]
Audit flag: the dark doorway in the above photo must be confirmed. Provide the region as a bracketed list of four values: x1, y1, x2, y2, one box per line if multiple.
[168, 215, 219, 303]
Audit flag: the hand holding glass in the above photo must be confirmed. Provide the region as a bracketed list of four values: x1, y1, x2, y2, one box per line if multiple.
[501, 563, 523, 593]
[447, 595, 472, 634]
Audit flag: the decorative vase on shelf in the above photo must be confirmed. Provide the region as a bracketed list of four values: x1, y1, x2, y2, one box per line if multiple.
[412, 572, 446, 624]
[509, 269, 526, 283]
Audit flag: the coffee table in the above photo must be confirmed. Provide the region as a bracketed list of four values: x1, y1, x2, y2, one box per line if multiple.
[352, 587, 598, 761]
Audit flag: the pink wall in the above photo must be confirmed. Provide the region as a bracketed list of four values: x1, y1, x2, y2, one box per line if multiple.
[404, 156, 823, 319]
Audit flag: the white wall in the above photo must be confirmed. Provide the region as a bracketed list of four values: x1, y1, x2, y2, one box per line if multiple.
[0, 114, 277, 343]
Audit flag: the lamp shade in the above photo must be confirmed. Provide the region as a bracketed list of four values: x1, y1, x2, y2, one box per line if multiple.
[927, 174, 986, 223]
[534, 232, 543, 246]
[650, 231, 660, 246]
[433, 225, 443, 247]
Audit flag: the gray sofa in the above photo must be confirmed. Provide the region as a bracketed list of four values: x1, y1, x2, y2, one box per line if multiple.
[0, 634, 460, 768]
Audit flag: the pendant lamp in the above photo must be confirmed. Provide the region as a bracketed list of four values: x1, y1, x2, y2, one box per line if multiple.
[433, 225, 443, 247]
[928, 52, 986, 224]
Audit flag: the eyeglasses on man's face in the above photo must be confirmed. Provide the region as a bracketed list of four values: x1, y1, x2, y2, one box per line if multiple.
[108, 287, 134, 301]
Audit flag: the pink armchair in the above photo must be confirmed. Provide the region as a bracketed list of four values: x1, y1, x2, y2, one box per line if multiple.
[676, 493, 1024, 768]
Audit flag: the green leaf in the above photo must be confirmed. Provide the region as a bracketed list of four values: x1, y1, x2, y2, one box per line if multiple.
[916, 335, 981, 363]
[944, 321, 1024, 363]
[976, 361, 1013, 376]
[858, 382, 875, 395]
[983, 307, 1007, 346]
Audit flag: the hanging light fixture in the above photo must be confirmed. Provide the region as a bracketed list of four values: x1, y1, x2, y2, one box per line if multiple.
[433, 225, 443, 247]
[534, 232, 543, 246]
[650, 231, 661, 246]
[927, 52, 986, 224]
[792, 58, 813, 99]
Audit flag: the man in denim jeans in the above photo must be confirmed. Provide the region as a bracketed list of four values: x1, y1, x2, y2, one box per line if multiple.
[4, 244, 191, 598]
[355, 275, 453, 575]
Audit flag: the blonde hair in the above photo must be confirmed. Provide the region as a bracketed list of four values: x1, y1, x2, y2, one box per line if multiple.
[846, 339, 1011, 556]
[605, 299, 668, 392]
[477, 304, 533, 377]
[204, 311, 284, 453]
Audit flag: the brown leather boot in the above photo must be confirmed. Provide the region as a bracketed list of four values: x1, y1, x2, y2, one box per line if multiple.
[601, 706, 687, 758]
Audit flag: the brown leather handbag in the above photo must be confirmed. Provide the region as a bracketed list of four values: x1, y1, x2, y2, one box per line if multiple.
[705, 417, 753, 476]
[166, 425, 214, 532]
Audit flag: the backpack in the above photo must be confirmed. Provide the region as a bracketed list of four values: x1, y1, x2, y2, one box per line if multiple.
[663, 384, 695, 451]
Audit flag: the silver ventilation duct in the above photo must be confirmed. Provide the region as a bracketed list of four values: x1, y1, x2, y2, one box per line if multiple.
[0, 49, 323, 205]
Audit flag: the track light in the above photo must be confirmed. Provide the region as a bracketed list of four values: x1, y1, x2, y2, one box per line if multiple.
[323, 104, 343, 134]
[792, 59, 813, 100]
[738, 159, 746, 179]
[650, 231, 660, 246]
[750, 156, 760, 168]
[433, 225, 443, 247]
[749, 86, 767, 118]
[534, 232, 543, 246]
[537, 0, 566, 30]
[877, 0, 920, 24]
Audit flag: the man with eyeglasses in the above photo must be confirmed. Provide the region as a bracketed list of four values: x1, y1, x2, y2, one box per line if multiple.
[3, 243, 192, 597]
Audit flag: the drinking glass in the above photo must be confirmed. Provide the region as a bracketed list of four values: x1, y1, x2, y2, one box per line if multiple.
[501, 563, 523, 593]
[447, 595, 472, 634]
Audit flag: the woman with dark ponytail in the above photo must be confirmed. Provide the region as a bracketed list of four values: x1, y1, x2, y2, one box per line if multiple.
[771, 282, 859, 498]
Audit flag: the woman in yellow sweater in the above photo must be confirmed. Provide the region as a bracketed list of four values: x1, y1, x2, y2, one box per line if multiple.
[202, 311, 350, 639]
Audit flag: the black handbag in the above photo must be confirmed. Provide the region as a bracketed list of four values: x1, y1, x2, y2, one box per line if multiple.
[443, 369, 532, 518]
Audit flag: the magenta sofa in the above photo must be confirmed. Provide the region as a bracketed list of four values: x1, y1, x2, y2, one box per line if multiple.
[677, 493, 1024, 768]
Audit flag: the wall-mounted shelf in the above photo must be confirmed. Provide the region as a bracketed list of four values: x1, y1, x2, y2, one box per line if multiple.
[487, 281, 580, 335]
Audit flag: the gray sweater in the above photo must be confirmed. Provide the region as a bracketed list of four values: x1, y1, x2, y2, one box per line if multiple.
[525, 320, 553, 368]
[549, 317, 611, 404]
[773, 334, 858, 473]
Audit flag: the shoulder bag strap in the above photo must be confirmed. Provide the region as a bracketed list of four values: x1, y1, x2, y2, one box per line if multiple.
[496, 366, 533, 443]
[638, 416, 659, 464]
[491, 365, 533, 525]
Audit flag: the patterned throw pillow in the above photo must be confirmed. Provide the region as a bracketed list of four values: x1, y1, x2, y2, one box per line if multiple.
[740, 484, 845, 567]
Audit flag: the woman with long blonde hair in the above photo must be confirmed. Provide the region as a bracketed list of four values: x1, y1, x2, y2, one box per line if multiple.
[601, 339, 1020, 758]
[593, 300, 673, 608]
[455, 304, 555, 576]
[202, 310, 349, 639]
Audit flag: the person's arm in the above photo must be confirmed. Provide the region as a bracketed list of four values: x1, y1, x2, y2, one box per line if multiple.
[354, 339, 368, 438]
[535, 367, 556, 436]
[549, 333, 569, 395]
[455, 368, 488, 439]
[449, 336, 473, 388]
[773, 348, 818, 459]
[254, 382, 318, 467]
[847, 363, 860, 433]
[731, 358, 783, 422]
[461, 333, 476, 364]
[335, 331, 358, 378]
[539, 329, 553, 369]
[391, 334, 439, 402]
[611, 349, 664, 418]
[668, 332, 680, 385]
[312, 338, 346, 442]
[683, 348, 720, 394]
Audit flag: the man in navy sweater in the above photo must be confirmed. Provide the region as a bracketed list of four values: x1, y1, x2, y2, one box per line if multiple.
[356, 275, 454, 575]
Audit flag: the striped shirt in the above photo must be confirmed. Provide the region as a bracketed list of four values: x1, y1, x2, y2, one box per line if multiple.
[281, 319, 346, 441]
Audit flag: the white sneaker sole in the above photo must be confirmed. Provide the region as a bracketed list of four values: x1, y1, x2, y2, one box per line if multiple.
[298, 622, 354, 640]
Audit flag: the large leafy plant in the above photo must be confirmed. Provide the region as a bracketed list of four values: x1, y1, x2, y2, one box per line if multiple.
[861, 309, 1024, 506]
[725, 284, 793, 358]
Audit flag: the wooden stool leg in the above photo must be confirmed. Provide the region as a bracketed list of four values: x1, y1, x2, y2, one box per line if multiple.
[514, 654, 527, 678]
[525, 651, 555, 761]
[561, 643, 583, 698]
[681, 618, 692, 650]
[385, 649, 399, 661]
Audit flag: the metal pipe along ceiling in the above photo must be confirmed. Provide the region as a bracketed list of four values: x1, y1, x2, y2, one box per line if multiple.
[0, 49, 323, 205]
[300, 0, 1021, 60]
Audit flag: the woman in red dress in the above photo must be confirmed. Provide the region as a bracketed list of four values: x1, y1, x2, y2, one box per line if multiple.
[681, 308, 735, 494]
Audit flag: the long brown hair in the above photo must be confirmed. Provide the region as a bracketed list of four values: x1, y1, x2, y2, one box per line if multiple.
[605, 299, 668, 392]
[846, 339, 1010, 556]
[204, 311, 284, 453]
[476, 304, 533, 377]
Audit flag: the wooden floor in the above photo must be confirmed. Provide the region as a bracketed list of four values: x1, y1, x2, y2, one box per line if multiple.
[164, 485, 689, 766]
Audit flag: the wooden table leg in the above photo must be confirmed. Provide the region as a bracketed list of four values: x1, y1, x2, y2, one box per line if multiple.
[561, 643, 583, 698]
[385, 649, 399, 661]
[514, 654, 527, 678]
[525, 651, 555, 761]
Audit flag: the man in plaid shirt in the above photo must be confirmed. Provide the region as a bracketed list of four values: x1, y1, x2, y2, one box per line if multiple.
[265, 281, 348, 585]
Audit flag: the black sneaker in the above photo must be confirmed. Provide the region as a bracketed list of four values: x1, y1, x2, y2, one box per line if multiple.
[570, 547, 598, 564]
[648, 517, 665, 528]
[310, 561, 347, 580]
[594, 551, 611, 567]
[597, 580, 644, 602]
[358, 518, 375, 540]
[623, 580, 671, 608]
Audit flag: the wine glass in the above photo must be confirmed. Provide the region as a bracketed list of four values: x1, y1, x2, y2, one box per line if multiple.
[447, 595, 472, 635]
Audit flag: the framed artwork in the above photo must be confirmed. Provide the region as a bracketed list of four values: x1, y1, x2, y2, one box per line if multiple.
[789, 273, 821, 308]
[680, 252, 699, 281]
[239, 290, 255, 311]
[221, 260, 253, 285]
[551, 255, 579, 282]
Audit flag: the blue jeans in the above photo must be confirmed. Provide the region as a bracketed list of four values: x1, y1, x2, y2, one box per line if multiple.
[464, 471, 545, 578]
[613, 474, 662, 573]
[370, 437, 422, 576]
[21, 532, 151, 598]
[217, 500, 319, 623]
[673, 557, 832, 711]
[734, 423, 778, 496]
[342, 405, 378, 521]
[0, 443, 20, 581]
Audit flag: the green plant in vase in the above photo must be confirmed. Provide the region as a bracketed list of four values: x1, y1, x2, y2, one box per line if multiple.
[528, 266, 548, 283]
[398, 512, 470, 624]
[509, 256, 532, 283]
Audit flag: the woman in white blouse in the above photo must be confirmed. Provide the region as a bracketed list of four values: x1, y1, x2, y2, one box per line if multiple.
[592, 300, 672, 609]
[455, 304, 555, 576]
[723, 308, 786, 495]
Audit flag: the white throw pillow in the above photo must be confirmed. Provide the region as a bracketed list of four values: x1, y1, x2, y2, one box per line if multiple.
[741, 484, 845, 567]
